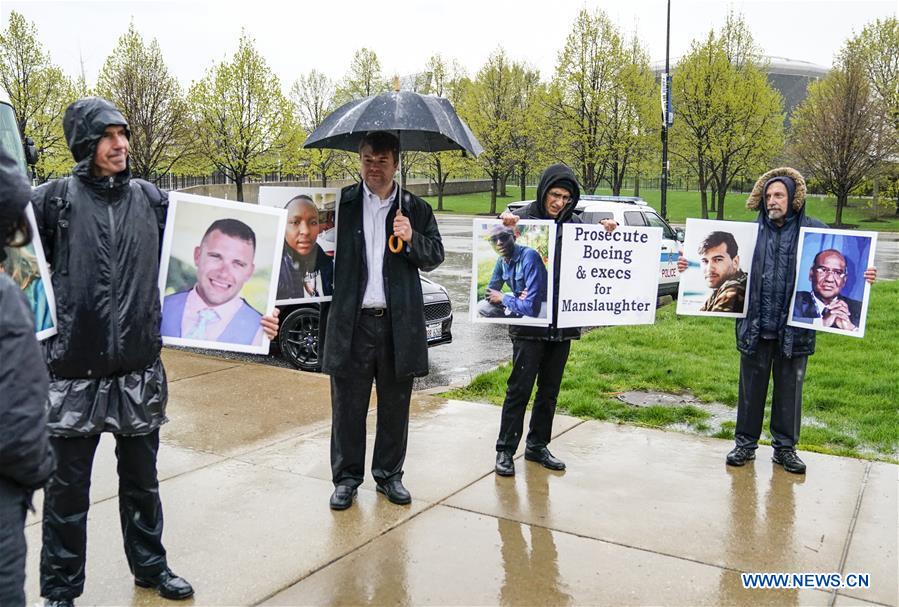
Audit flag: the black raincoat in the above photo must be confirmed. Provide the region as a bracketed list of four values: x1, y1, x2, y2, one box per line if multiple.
[31, 97, 169, 437]
[322, 182, 444, 379]
[508, 163, 583, 341]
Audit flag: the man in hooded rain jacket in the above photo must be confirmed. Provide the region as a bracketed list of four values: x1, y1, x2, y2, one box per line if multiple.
[493, 164, 616, 477]
[678, 167, 877, 474]
[31, 97, 278, 605]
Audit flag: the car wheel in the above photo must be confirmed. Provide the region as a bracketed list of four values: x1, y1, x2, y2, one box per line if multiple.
[279, 307, 321, 372]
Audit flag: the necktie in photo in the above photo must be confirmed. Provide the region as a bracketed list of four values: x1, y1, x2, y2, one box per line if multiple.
[187, 308, 219, 339]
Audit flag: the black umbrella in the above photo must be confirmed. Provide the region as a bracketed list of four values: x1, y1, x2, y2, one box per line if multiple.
[303, 90, 483, 157]
[304, 90, 482, 252]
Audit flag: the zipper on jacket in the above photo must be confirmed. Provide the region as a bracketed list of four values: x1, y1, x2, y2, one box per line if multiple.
[107, 177, 120, 362]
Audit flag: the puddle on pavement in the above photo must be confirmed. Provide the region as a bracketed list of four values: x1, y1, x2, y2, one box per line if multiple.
[615, 390, 830, 439]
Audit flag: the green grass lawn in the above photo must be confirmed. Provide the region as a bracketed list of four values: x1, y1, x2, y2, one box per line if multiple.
[445, 280, 899, 462]
[424, 187, 899, 232]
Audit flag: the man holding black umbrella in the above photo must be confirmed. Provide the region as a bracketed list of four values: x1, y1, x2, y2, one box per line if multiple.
[323, 131, 444, 510]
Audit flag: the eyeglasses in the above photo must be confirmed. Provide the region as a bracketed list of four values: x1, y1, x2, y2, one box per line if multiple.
[547, 191, 572, 204]
[812, 265, 846, 279]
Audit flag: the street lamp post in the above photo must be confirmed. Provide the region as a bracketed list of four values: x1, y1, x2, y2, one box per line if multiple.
[660, 0, 672, 220]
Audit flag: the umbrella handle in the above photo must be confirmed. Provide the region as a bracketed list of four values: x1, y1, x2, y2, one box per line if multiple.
[388, 234, 404, 254]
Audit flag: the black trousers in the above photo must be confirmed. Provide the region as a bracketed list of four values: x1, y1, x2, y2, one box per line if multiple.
[735, 339, 807, 451]
[330, 313, 413, 488]
[0, 479, 29, 607]
[496, 338, 571, 453]
[40, 430, 167, 600]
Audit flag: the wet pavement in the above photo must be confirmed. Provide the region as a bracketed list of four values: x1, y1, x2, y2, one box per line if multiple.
[22, 349, 897, 607]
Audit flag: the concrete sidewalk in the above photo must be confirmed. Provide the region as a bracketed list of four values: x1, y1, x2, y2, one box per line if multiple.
[24, 350, 897, 606]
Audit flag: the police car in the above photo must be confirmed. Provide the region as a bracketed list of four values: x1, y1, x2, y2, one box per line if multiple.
[506, 195, 684, 298]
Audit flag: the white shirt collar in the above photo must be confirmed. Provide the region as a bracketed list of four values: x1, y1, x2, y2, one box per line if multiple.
[362, 180, 397, 207]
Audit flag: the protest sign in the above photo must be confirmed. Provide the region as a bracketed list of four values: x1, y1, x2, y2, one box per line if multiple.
[557, 224, 661, 328]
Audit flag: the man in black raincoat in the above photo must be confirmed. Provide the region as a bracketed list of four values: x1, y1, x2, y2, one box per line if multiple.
[0, 147, 55, 607]
[678, 167, 877, 474]
[31, 97, 278, 605]
[322, 131, 444, 510]
[493, 164, 616, 477]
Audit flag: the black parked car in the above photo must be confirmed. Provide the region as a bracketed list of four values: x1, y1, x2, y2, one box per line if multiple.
[276, 276, 453, 372]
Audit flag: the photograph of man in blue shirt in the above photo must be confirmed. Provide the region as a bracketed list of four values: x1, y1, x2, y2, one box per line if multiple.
[477, 224, 548, 319]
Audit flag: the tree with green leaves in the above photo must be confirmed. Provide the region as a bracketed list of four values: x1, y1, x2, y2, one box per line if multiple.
[335, 47, 388, 104]
[418, 54, 474, 210]
[188, 32, 297, 202]
[289, 69, 347, 186]
[96, 22, 191, 182]
[508, 66, 546, 200]
[791, 57, 897, 226]
[604, 35, 658, 196]
[841, 17, 899, 214]
[459, 48, 522, 214]
[671, 14, 784, 218]
[0, 10, 76, 180]
[549, 8, 622, 194]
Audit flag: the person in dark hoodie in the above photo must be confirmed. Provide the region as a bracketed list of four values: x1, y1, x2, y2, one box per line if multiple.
[678, 167, 877, 474]
[493, 164, 617, 477]
[30, 97, 279, 606]
[0, 146, 55, 607]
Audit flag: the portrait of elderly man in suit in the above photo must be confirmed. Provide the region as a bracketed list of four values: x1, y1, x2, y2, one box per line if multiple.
[792, 248, 862, 332]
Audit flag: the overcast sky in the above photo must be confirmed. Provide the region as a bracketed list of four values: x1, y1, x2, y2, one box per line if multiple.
[3, 0, 896, 90]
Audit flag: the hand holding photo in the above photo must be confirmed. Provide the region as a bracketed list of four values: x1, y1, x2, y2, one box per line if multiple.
[787, 227, 877, 338]
[158, 192, 286, 354]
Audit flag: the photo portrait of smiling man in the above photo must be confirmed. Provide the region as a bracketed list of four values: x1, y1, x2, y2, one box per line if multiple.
[161, 218, 264, 346]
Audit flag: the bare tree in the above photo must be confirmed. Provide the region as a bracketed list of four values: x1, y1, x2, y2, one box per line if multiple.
[791, 59, 897, 226]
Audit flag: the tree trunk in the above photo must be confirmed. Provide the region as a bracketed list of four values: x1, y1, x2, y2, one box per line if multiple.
[437, 188, 444, 212]
[499, 174, 507, 197]
[633, 173, 640, 197]
[490, 176, 498, 215]
[835, 193, 846, 226]
[519, 169, 527, 201]
[699, 188, 708, 219]
[321, 169, 328, 188]
[716, 186, 726, 220]
[236, 178, 244, 202]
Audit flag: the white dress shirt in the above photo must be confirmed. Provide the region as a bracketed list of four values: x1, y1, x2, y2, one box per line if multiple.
[361, 180, 396, 308]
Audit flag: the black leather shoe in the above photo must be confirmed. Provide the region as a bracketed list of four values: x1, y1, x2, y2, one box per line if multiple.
[726, 446, 756, 466]
[524, 447, 566, 471]
[495, 451, 515, 476]
[44, 600, 75, 607]
[773, 449, 806, 474]
[376, 479, 412, 505]
[134, 568, 194, 600]
[329, 485, 357, 510]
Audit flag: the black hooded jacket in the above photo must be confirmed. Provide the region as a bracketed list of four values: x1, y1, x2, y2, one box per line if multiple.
[508, 163, 582, 341]
[31, 97, 169, 436]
